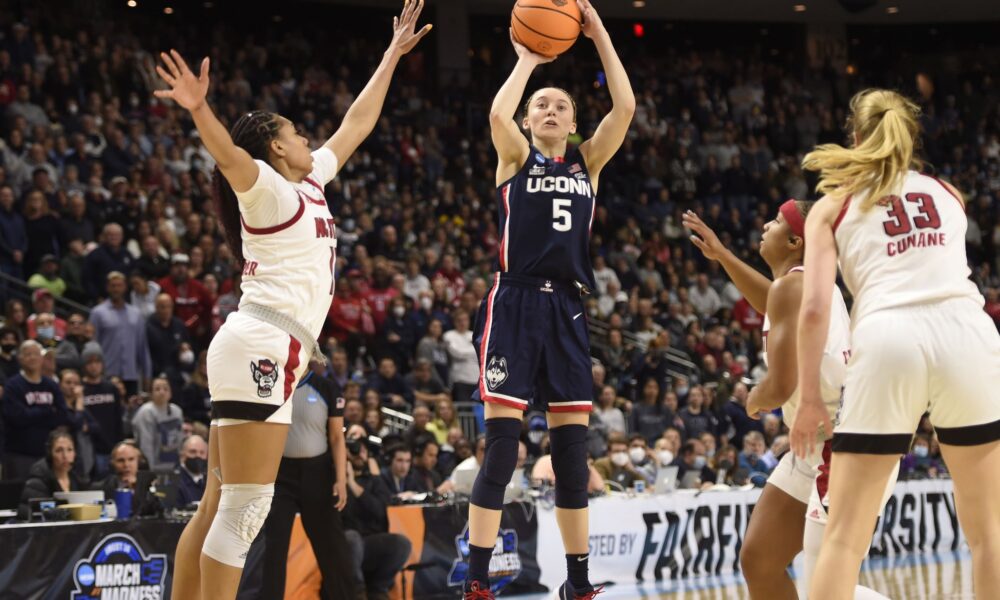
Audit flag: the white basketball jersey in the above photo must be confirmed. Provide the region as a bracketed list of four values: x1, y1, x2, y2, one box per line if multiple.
[234, 147, 340, 338]
[834, 171, 982, 325]
[761, 266, 851, 428]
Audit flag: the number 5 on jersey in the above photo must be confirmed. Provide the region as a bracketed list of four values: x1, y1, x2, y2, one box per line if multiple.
[552, 198, 572, 232]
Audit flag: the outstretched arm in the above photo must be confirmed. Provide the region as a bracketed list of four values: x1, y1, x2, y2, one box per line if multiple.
[682, 210, 772, 313]
[577, 0, 635, 180]
[490, 32, 552, 181]
[154, 50, 258, 192]
[790, 196, 840, 459]
[324, 0, 432, 164]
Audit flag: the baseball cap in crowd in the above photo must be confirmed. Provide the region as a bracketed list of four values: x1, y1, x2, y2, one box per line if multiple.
[40, 254, 58, 266]
[346, 269, 363, 279]
[82, 346, 104, 364]
[171, 253, 190, 265]
[32, 288, 52, 302]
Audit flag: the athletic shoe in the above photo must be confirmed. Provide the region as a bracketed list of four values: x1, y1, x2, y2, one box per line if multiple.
[554, 581, 604, 600]
[464, 580, 495, 600]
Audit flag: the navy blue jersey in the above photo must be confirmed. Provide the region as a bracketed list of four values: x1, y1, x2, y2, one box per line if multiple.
[496, 146, 597, 290]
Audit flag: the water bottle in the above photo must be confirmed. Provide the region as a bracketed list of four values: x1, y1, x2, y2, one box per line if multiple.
[114, 488, 133, 519]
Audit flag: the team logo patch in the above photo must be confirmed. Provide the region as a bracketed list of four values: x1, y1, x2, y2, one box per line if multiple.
[336, 396, 346, 409]
[568, 163, 582, 173]
[529, 164, 546, 176]
[485, 356, 509, 391]
[72, 533, 167, 599]
[251, 359, 278, 398]
[534, 152, 546, 164]
[447, 524, 522, 593]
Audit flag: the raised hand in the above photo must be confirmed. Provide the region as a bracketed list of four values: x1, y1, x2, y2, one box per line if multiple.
[577, 0, 606, 40]
[683, 210, 727, 261]
[389, 0, 433, 55]
[153, 50, 210, 112]
[509, 28, 556, 65]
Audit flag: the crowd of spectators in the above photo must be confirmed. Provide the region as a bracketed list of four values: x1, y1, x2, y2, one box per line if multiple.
[0, 6, 998, 540]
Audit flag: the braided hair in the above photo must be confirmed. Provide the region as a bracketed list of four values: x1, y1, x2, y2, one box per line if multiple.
[212, 110, 281, 266]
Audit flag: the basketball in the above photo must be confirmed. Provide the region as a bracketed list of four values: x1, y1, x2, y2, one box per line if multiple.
[511, 0, 582, 58]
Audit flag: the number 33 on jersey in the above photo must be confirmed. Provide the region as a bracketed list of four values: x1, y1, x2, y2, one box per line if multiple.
[495, 146, 597, 290]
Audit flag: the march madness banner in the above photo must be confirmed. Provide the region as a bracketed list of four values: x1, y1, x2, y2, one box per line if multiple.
[535, 480, 961, 590]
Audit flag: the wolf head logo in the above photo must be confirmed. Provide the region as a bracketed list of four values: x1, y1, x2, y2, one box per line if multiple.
[251, 359, 278, 398]
[485, 356, 509, 391]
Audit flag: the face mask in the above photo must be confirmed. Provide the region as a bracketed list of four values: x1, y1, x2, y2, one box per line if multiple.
[629, 447, 646, 464]
[184, 457, 207, 475]
[913, 445, 929, 458]
[36, 326, 55, 340]
[656, 450, 674, 465]
[589, 308, 598, 317]
[675, 386, 689, 397]
[611, 452, 629, 467]
[528, 430, 544, 445]
[692, 456, 707, 470]
[393, 306, 406, 318]
[420, 297, 433, 311]
[179, 350, 195, 365]
[705, 448, 716, 459]
[0, 343, 16, 354]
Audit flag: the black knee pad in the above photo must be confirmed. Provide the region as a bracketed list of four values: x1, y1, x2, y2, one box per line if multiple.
[549, 424, 589, 509]
[470, 418, 521, 510]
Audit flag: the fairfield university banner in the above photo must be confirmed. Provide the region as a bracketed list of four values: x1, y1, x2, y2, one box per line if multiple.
[535, 479, 963, 590]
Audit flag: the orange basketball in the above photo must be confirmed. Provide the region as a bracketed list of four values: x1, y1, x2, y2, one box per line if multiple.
[511, 0, 582, 58]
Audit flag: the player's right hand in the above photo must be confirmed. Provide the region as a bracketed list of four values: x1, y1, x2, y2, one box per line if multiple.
[682, 209, 726, 261]
[509, 28, 556, 65]
[154, 50, 210, 112]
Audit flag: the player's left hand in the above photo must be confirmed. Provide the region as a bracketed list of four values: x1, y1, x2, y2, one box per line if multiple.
[790, 395, 832, 460]
[389, 0, 433, 55]
[577, 0, 606, 39]
[745, 386, 767, 420]
[334, 480, 348, 511]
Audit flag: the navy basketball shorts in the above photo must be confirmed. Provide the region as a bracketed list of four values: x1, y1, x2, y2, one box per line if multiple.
[471, 272, 593, 413]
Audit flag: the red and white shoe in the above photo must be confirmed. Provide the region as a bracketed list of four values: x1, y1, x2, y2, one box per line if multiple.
[464, 580, 495, 600]
[554, 581, 604, 600]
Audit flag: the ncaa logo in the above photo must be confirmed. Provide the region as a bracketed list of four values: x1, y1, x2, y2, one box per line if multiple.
[485, 356, 509, 391]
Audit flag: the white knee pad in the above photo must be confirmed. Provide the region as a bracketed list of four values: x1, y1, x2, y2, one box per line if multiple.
[202, 483, 274, 568]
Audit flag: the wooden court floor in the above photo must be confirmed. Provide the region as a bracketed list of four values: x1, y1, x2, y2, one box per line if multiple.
[509, 551, 974, 599]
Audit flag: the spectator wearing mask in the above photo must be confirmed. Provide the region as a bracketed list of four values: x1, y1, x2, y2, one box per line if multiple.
[382, 296, 418, 371]
[671, 439, 716, 488]
[593, 432, 647, 489]
[366, 357, 413, 409]
[26, 289, 67, 340]
[90, 272, 152, 397]
[343, 435, 412, 600]
[19, 429, 88, 520]
[2, 340, 83, 478]
[443, 309, 477, 404]
[54, 312, 101, 371]
[628, 433, 656, 484]
[408, 360, 451, 411]
[80, 347, 123, 478]
[145, 292, 190, 381]
[175, 434, 208, 508]
[27, 254, 67, 298]
[83, 223, 134, 300]
[901, 433, 946, 479]
[0, 327, 20, 379]
[131, 376, 183, 473]
[31, 312, 61, 350]
[157, 254, 213, 346]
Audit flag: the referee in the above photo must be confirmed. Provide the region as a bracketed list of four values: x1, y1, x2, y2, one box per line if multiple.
[257, 369, 357, 599]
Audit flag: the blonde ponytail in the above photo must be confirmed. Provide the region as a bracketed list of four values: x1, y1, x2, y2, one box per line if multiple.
[802, 89, 923, 209]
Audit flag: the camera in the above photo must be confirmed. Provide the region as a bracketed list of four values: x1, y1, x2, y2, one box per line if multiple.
[346, 438, 363, 455]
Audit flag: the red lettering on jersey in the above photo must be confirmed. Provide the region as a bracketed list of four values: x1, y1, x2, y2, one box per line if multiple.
[886, 232, 946, 257]
[314, 217, 337, 239]
[242, 261, 259, 277]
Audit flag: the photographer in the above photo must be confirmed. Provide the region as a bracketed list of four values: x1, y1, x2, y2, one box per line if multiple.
[343, 432, 412, 600]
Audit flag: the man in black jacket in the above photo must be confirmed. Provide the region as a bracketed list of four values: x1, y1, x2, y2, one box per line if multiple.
[80, 347, 123, 479]
[343, 436, 412, 600]
[145, 293, 189, 378]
